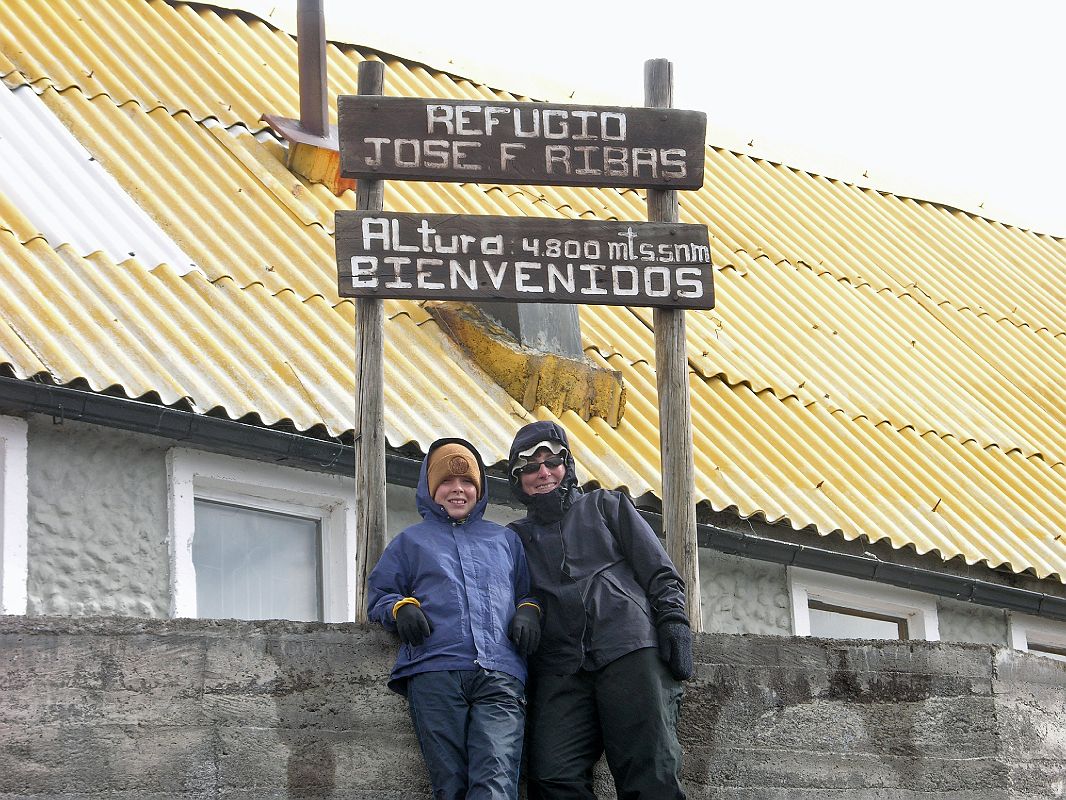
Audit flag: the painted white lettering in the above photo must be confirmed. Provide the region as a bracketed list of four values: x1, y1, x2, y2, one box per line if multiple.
[455, 105, 482, 136]
[434, 234, 459, 254]
[500, 142, 525, 171]
[574, 146, 600, 175]
[644, 266, 670, 297]
[452, 141, 481, 170]
[484, 107, 509, 136]
[675, 267, 704, 298]
[639, 242, 655, 261]
[383, 256, 413, 289]
[426, 105, 454, 134]
[350, 256, 378, 288]
[579, 263, 608, 295]
[631, 147, 659, 178]
[661, 149, 687, 179]
[363, 137, 389, 166]
[514, 261, 543, 293]
[545, 146, 571, 174]
[618, 227, 637, 260]
[603, 147, 628, 176]
[450, 259, 478, 291]
[416, 258, 444, 290]
[360, 217, 390, 250]
[390, 219, 418, 252]
[571, 111, 596, 140]
[423, 140, 450, 168]
[612, 265, 639, 295]
[481, 235, 503, 255]
[416, 219, 436, 250]
[543, 109, 569, 139]
[547, 262, 575, 293]
[394, 139, 421, 168]
[657, 243, 675, 262]
[483, 260, 509, 290]
[513, 108, 540, 137]
[600, 112, 627, 141]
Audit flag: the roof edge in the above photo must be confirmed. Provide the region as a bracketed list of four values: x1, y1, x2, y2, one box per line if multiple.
[0, 376, 1062, 618]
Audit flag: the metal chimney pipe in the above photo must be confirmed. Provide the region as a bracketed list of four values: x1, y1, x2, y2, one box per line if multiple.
[297, 0, 328, 138]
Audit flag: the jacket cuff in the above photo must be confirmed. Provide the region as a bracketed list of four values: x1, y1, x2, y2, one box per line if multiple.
[391, 597, 421, 619]
[656, 609, 690, 627]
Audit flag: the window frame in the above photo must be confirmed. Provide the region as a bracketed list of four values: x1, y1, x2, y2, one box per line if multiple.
[1008, 612, 1066, 660]
[0, 415, 28, 615]
[788, 566, 940, 641]
[167, 448, 356, 623]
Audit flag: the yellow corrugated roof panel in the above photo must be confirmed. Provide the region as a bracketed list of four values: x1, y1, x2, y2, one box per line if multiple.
[0, 0, 1064, 582]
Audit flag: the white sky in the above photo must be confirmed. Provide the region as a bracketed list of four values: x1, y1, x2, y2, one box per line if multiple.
[242, 0, 1066, 236]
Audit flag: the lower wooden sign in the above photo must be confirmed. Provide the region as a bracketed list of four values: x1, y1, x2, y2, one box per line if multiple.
[335, 212, 714, 309]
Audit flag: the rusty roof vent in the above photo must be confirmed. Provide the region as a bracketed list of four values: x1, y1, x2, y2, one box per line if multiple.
[262, 0, 354, 196]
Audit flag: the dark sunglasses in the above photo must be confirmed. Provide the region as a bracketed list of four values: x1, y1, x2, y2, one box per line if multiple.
[515, 456, 565, 476]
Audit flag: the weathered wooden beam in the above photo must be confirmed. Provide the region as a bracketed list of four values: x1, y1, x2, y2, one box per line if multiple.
[296, 0, 328, 139]
[352, 60, 386, 625]
[646, 58, 702, 631]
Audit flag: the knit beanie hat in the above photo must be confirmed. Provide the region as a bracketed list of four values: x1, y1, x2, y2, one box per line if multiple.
[427, 443, 482, 499]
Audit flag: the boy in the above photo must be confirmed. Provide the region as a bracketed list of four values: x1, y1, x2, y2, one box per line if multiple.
[367, 438, 541, 800]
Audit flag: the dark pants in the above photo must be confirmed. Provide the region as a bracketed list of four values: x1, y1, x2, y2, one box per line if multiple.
[526, 647, 685, 800]
[407, 668, 526, 800]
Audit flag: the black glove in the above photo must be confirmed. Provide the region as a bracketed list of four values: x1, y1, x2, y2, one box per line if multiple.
[657, 621, 693, 681]
[509, 605, 541, 658]
[395, 603, 431, 646]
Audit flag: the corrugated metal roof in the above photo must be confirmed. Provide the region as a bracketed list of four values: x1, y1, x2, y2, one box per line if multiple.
[0, 83, 198, 273]
[0, 0, 1063, 582]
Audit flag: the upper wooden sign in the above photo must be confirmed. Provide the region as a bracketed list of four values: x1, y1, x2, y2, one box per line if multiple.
[338, 96, 707, 189]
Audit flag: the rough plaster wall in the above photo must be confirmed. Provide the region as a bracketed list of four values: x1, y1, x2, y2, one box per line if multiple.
[26, 418, 171, 618]
[699, 548, 792, 635]
[938, 596, 1009, 646]
[1, 616, 1064, 799]
[25, 426, 520, 619]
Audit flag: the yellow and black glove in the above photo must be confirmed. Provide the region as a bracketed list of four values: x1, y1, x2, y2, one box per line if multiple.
[395, 602, 431, 646]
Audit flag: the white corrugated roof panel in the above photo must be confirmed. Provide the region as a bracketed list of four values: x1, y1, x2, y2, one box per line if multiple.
[0, 83, 199, 275]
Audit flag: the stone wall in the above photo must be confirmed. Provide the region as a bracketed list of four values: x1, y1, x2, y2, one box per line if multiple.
[1, 616, 1063, 799]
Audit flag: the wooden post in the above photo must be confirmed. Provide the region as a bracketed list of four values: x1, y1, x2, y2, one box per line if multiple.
[645, 58, 702, 631]
[353, 60, 387, 624]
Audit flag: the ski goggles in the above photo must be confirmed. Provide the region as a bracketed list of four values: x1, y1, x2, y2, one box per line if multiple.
[513, 455, 565, 476]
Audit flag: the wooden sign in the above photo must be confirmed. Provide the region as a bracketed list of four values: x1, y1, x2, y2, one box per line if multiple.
[335, 212, 714, 309]
[338, 96, 707, 189]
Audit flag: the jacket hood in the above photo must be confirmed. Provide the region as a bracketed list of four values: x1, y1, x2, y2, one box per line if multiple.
[416, 437, 490, 524]
[508, 420, 580, 510]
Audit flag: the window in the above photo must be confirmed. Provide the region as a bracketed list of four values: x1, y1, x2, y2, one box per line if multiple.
[167, 448, 356, 622]
[1009, 612, 1066, 662]
[0, 415, 28, 615]
[788, 567, 939, 641]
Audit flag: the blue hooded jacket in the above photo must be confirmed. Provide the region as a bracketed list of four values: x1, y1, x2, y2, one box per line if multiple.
[367, 437, 537, 693]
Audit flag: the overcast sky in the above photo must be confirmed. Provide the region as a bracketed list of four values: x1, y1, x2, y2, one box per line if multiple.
[240, 0, 1066, 236]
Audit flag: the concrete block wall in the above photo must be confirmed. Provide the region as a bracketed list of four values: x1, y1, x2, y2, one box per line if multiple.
[0, 616, 1063, 799]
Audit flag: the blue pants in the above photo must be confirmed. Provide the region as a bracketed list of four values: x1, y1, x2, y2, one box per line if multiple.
[526, 647, 685, 799]
[407, 668, 526, 800]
